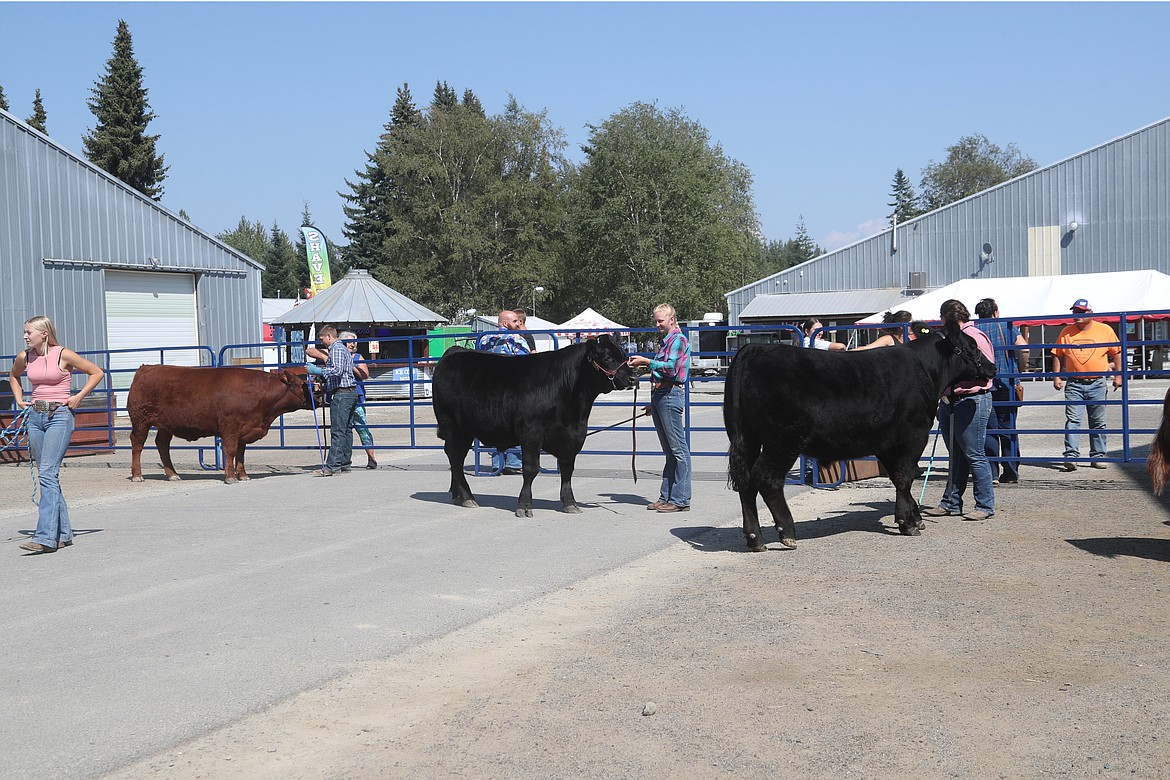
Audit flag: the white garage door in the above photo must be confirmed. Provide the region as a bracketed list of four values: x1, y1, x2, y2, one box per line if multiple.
[105, 271, 203, 410]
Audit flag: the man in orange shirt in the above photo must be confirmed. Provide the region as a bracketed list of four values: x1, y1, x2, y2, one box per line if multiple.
[1051, 298, 1123, 471]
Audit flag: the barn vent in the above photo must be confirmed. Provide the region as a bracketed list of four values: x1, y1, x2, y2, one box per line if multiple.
[908, 271, 927, 291]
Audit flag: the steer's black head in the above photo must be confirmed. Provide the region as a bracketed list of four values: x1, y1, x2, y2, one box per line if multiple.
[586, 334, 636, 392]
[941, 318, 997, 382]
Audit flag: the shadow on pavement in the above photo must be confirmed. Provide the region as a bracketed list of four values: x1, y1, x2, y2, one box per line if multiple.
[1066, 537, 1170, 563]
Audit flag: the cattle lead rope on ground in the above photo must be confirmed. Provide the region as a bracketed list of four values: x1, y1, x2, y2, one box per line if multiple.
[581, 376, 649, 482]
[917, 425, 942, 506]
[307, 378, 327, 474]
[1, 407, 39, 506]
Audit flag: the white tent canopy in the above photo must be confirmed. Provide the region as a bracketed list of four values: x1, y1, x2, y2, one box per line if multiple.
[558, 307, 626, 332]
[858, 270, 1170, 325]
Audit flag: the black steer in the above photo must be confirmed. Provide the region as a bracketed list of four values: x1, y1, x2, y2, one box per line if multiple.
[432, 334, 635, 517]
[724, 320, 996, 550]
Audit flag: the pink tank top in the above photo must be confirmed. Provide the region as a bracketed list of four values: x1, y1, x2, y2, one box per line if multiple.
[27, 345, 72, 402]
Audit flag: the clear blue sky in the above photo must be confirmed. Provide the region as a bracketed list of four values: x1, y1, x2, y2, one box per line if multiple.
[3, 2, 1169, 253]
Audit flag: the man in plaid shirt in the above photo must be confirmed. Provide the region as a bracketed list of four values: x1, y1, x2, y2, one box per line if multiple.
[317, 325, 357, 476]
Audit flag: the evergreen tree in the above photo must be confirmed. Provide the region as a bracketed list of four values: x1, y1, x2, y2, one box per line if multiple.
[431, 80, 458, 110]
[461, 89, 485, 117]
[0, 82, 11, 112]
[758, 218, 824, 275]
[888, 168, 921, 224]
[266, 223, 306, 299]
[26, 89, 47, 133]
[82, 19, 169, 199]
[340, 83, 417, 269]
[919, 134, 1037, 212]
[790, 216, 821, 263]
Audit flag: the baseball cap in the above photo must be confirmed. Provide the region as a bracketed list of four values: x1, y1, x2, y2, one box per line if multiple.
[1070, 298, 1091, 312]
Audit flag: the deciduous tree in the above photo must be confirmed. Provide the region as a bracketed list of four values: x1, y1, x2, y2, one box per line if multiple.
[919, 134, 1036, 212]
[567, 102, 760, 326]
[343, 82, 570, 320]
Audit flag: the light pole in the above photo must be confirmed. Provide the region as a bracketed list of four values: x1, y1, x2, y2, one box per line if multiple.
[531, 285, 544, 318]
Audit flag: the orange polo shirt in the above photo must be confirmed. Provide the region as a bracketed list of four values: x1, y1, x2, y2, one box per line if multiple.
[1053, 320, 1121, 376]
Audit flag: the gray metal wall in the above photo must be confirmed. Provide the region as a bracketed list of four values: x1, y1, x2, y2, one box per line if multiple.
[0, 109, 262, 356]
[728, 116, 1170, 325]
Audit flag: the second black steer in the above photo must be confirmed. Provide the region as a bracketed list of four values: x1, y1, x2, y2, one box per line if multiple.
[723, 320, 995, 550]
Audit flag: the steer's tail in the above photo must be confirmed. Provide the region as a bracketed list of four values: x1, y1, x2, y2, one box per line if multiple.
[724, 348, 759, 493]
[1148, 386, 1170, 495]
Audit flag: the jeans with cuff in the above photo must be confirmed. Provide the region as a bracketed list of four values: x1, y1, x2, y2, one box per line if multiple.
[651, 385, 691, 507]
[1063, 378, 1108, 460]
[938, 393, 995, 515]
[27, 406, 75, 548]
[326, 390, 359, 471]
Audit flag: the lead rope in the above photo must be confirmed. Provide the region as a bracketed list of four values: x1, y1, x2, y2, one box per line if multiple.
[1, 408, 38, 506]
[308, 378, 327, 474]
[631, 376, 638, 482]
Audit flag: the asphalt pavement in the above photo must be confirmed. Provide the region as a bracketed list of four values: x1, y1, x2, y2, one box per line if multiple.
[0, 437, 744, 780]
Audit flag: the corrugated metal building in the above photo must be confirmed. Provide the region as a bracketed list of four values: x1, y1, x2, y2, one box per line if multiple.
[1, 108, 262, 401]
[727, 116, 1170, 326]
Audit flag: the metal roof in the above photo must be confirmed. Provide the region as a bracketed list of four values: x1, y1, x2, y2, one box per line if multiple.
[738, 288, 919, 321]
[269, 269, 448, 327]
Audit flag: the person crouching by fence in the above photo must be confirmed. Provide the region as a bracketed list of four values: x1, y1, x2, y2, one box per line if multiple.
[9, 316, 105, 554]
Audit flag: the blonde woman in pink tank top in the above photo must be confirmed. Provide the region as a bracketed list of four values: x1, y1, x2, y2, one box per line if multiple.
[9, 316, 104, 554]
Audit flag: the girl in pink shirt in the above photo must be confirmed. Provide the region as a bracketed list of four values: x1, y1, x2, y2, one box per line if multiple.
[9, 316, 105, 554]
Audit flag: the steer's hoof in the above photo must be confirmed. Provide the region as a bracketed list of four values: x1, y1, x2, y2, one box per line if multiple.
[167, 475, 182, 482]
[457, 499, 479, 508]
[130, 475, 144, 483]
[225, 477, 237, 485]
[779, 538, 798, 550]
[238, 474, 250, 482]
[899, 523, 922, 537]
[747, 543, 768, 553]
[516, 507, 533, 518]
[563, 504, 582, 514]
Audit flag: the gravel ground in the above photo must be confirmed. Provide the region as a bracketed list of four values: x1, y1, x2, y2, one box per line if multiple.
[95, 460, 1170, 780]
[6, 381, 1168, 779]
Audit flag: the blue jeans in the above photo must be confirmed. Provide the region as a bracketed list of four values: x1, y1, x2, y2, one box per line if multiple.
[326, 390, 359, 471]
[1063, 379, 1108, 459]
[938, 393, 994, 515]
[984, 385, 1020, 481]
[491, 448, 523, 472]
[27, 407, 75, 548]
[651, 385, 691, 507]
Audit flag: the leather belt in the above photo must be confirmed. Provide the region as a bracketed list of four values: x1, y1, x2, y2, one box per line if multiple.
[32, 400, 64, 413]
[652, 381, 680, 391]
[1068, 377, 1100, 384]
[945, 389, 989, 404]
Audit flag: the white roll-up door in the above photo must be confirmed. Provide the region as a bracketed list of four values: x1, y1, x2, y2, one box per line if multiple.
[105, 271, 202, 410]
